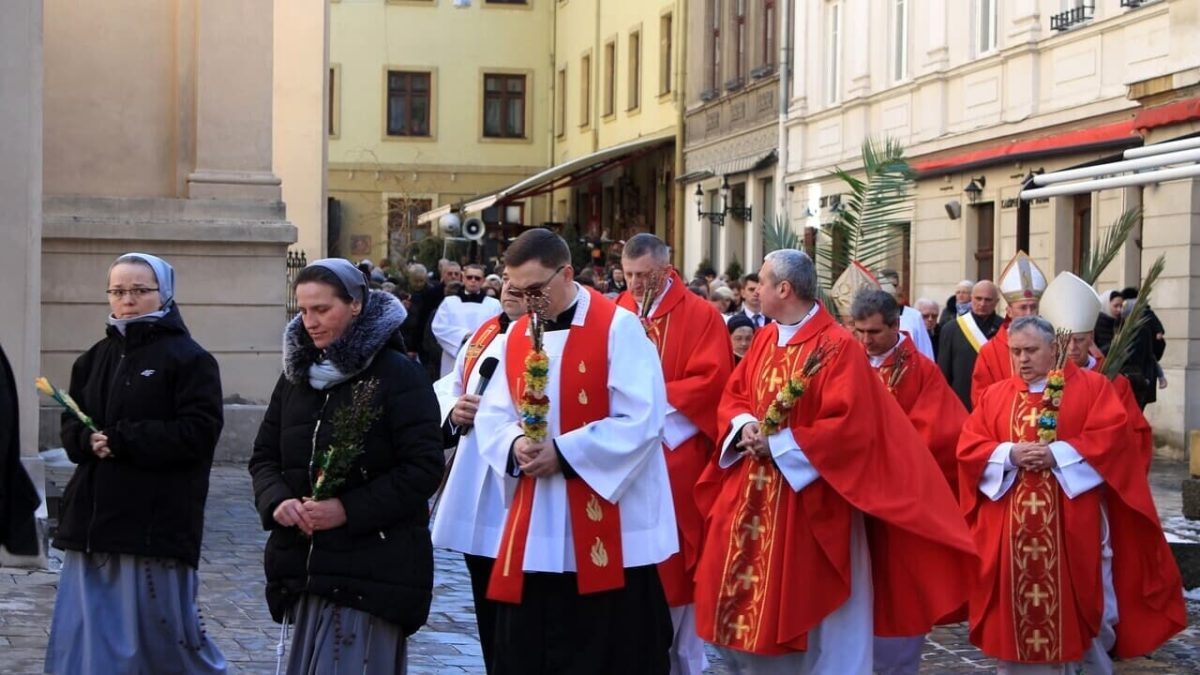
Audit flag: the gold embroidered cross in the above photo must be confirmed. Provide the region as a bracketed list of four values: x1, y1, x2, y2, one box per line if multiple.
[1025, 629, 1049, 653]
[1024, 583, 1048, 608]
[730, 614, 752, 641]
[1021, 408, 1041, 429]
[1021, 493, 1047, 515]
[741, 516, 766, 541]
[749, 466, 770, 491]
[1022, 541, 1048, 561]
[767, 367, 784, 391]
[736, 567, 760, 590]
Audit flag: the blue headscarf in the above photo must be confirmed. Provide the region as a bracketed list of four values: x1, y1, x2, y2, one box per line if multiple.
[106, 252, 176, 335]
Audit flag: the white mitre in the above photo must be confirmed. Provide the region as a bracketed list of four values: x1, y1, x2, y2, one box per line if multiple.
[998, 251, 1048, 305]
[1040, 271, 1101, 334]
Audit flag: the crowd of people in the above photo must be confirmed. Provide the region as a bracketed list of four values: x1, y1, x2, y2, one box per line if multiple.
[36, 235, 1187, 675]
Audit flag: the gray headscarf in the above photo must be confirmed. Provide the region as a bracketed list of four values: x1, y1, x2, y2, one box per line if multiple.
[308, 258, 368, 305]
[106, 252, 176, 335]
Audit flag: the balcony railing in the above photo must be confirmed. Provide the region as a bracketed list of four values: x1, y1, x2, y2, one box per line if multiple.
[1051, 4, 1093, 31]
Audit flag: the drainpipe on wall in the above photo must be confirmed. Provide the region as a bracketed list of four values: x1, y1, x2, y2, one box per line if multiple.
[775, 0, 792, 226]
[548, 1, 558, 225]
[672, 0, 687, 265]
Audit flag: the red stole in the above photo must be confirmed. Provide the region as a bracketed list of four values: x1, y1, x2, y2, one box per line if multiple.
[460, 315, 503, 384]
[487, 290, 625, 603]
[615, 268, 733, 606]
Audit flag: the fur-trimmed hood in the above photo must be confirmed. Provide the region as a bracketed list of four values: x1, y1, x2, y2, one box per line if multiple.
[283, 289, 408, 385]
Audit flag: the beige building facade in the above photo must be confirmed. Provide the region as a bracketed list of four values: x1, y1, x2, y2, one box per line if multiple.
[329, 0, 553, 265]
[680, 0, 785, 279]
[772, 0, 1199, 447]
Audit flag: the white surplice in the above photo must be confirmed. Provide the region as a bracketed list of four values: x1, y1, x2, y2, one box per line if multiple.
[715, 306, 874, 674]
[473, 284, 679, 572]
[430, 322, 512, 557]
[430, 295, 502, 377]
[899, 305, 934, 361]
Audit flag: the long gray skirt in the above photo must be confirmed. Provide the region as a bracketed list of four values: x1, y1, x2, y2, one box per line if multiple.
[285, 594, 407, 675]
[44, 551, 227, 674]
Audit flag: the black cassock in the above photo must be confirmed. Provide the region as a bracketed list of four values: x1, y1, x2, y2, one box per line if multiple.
[936, 312, 1002, 411]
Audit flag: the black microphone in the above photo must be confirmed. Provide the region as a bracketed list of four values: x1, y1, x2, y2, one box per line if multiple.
[473, 357, 499, 396]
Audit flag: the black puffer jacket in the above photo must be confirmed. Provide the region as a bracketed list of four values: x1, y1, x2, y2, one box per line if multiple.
[54, 305, 224, 567]
[249, 290, 443, 634]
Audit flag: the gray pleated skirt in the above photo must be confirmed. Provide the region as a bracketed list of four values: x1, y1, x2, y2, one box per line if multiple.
[284, 594, 407, 675]
[44, 551, 227, 675]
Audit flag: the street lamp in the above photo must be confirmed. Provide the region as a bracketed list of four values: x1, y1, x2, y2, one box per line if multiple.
[695, 183, 726, 226]
[964, 176, 986, 204]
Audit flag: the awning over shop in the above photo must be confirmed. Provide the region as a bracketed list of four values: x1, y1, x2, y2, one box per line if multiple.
[677, 149, 778, 184]
[912, 120, 1140, 176]
[416, 130, 675, 224]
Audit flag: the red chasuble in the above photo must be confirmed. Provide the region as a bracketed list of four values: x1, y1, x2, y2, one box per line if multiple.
[971, 323, 1010, 408]
[616, 269, 733, 606]
[693, 306, 977, 656]
[488, 290, 625, 603]
[1090, 357, 1153, 475]
[872, 336, 967, 496]
[958, 365, 1185, 663]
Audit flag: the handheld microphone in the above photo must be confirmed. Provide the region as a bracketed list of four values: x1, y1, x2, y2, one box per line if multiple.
[473, 357, 499, 396]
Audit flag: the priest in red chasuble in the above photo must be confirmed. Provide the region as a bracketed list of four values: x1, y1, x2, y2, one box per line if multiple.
[693, 249, 977, 673]
[849, 288, 970, 675]
[958, 315, 1185, 674]
[616, 233, 733, 675]
[971, 251, 1047, 407]
[472, 229, 678, 674]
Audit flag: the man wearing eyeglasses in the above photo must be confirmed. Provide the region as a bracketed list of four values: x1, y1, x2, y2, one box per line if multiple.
[431, 263, 502, 377]
[472, 228, 677, 674]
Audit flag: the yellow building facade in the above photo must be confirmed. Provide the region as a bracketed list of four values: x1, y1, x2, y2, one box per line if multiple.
[329, 0, 554, 265]
[546, 0, 685, 261]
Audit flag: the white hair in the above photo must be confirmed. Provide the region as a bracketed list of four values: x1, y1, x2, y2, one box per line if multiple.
[915, 297, 940, 312]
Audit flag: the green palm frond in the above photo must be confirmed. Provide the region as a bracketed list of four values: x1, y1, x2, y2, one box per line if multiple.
[1100, 254, 1165, 381]
[762, 213, 801, 253]
[1079, 207, 1141, 286]
[816, 137, 915, 287]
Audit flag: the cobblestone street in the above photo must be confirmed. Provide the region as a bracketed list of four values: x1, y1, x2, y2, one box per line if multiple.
[2, 464, 1198, 674]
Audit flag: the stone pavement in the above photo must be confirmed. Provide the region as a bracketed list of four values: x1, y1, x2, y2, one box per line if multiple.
[2, 463, 1198, 674]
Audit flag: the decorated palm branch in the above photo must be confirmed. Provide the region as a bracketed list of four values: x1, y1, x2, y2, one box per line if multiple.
[638, 269, 666, 342]
[519, 290, 552, 442]
[36, 377, 98, 432]
[312, 378, 382, 499]
[1100, 255, 1165, 381]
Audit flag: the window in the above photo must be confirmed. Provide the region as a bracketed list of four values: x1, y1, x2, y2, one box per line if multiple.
[732, 0, 746, 86]
[603, 40, 616, 117]
[659, 13, 673, 95]
[628, 30, 641, 110]
[386, 71, 430, 137]
[975, 0, 997, 55]
[825, 1, 841, 105]
[328, 65, 341, 137]
[761, 0, 776, 68]
[485, 0, 527, 4]
[556, 67, 567, 137]
[580, 53, 591, 127]
[710, 0, 721, 91]
[483, 74, 526, 139]
[891, 0, 908, 82]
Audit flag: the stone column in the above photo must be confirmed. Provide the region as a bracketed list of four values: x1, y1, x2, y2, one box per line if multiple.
[187, 0, 282, 200]
[0, 0, 44, 560]
[845, 0, 871, 99]
[922, 0, 949, 72]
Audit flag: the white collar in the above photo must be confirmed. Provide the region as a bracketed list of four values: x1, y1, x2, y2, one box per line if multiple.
[1027, 378, 1048, 394]
[775, 303, 820, 346]
[868, 332, 907, 368]
[1085, 354, 1097, 370]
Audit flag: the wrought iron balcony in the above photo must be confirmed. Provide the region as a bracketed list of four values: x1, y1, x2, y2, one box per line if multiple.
[1051, 4, 1093, 31]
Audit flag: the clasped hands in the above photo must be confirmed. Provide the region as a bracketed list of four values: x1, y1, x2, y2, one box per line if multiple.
[272, 497, 347, 536]
[513, 436, 561, 478]
[736, 422, 771, 460]
[1009, 442, 1057, 472]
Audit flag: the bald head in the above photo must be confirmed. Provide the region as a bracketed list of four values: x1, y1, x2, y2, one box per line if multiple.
[971, 280, 1000, 317]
